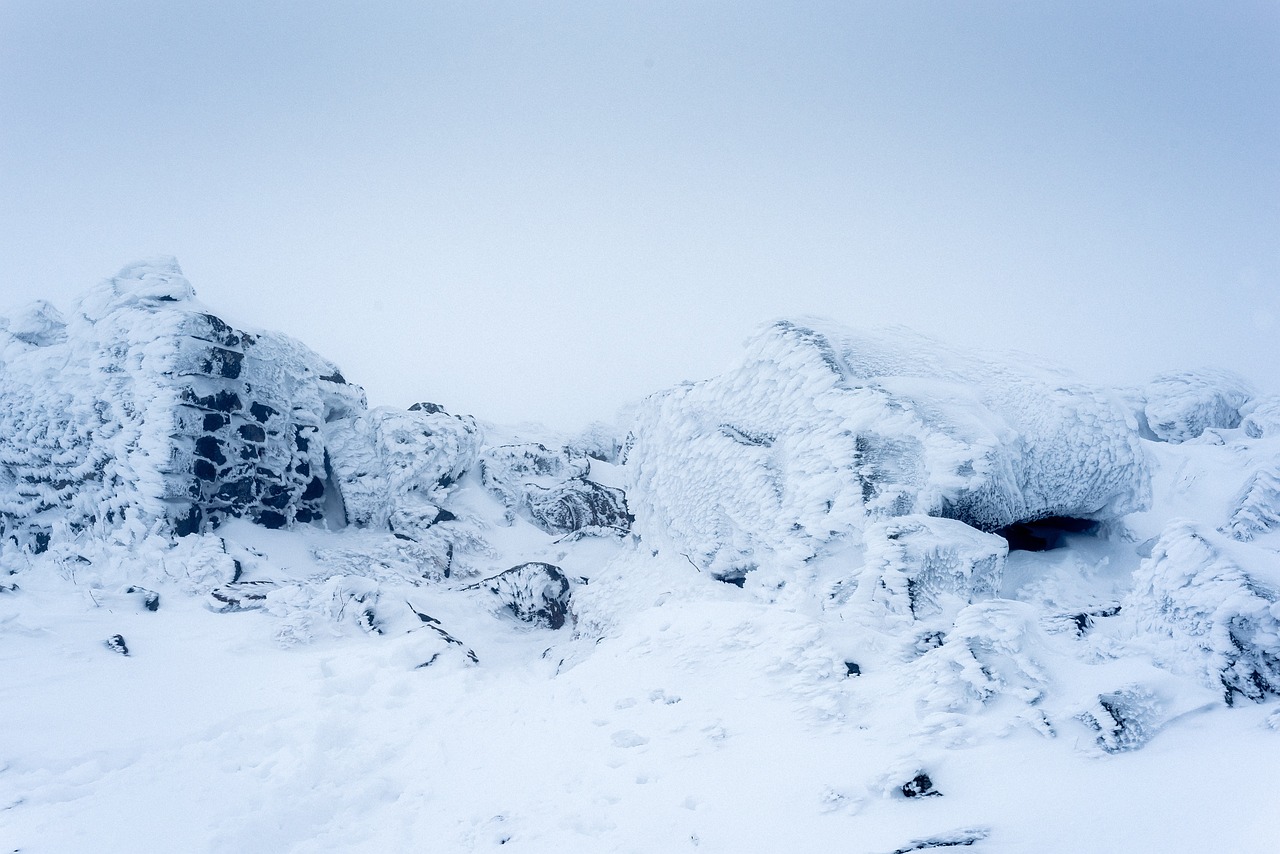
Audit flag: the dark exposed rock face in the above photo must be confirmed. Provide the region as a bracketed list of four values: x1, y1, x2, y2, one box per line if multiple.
[104, 634, 130, 656]
[475, 562, 573, 629]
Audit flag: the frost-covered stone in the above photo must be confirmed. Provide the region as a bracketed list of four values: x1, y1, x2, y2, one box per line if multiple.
[1242, 396, 1280, 439]
[1222, 467, 1280, 542]
[475, 562, 572, 629]
[479, 442, 630, 535]
[6, 300, 67, 347]
[628, 320, 1148, 575]
[1076, 687, 1161, 753]
[1143, 369, 1253, 443]
[839, 516, 1006, 631]
[1125, 521, 1280, 703]
[0, 259, 372, 548]
[321, 406, 480, 540]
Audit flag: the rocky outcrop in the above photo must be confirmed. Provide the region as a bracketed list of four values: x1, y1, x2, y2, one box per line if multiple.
[473, 562, 573, 629]
[479, 442, 630, 535]
[627, 320, 1149, 577]
[0, 259, 474, 552]
[1125, 521, 1280, 704]
[1142, 369, 1254, 443]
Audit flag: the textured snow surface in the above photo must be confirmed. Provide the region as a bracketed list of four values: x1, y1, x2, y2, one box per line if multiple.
[628, 320, 1149, 577]
[1126, 520, 1280, 703]
[4, 265, 1280, 853]
[1141, 369, 1254, 444]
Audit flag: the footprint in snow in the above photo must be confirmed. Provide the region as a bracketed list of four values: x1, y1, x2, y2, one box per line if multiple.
[611, 730, 649, 748]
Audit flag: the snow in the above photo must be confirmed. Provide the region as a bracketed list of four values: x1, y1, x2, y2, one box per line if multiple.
[3, 263, 1280, 852]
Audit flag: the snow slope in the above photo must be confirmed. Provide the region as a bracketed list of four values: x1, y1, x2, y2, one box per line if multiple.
[2, 264, 1279, 853]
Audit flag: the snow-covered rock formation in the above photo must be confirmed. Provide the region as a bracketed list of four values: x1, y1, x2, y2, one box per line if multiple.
[6, 259, 1280, 854]
[1126, 521, 1280, 703]
[478, 442, 631, 536]
[1141, 369, 1254, 443]
[0, 259, 482, 556]
[627, 320, 1150, 579]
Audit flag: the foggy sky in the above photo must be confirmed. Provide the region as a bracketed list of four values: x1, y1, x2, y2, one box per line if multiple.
[2, 2, 1277, 430]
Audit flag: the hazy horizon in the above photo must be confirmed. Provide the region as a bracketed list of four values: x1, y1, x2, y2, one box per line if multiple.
[3, 2, 1277, 429]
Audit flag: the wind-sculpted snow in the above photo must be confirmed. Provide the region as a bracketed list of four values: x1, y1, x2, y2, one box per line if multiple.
[1142, 369, 1254, 443]
[8, 264, 1280, 853]
[628, 320, 1149, 577]
[1125, 521, 1280, 703]
[830, 515, 1006, 637]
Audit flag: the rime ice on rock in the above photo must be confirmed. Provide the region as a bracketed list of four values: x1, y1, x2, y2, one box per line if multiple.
[1242, 396, 1280, 439]
[478, 442, 631, 535]
[321, 405, 481, 540]
[836, 515, 1007, 634]
[473, 562, 573, 629]
[0, 258, 477, 552]
[1142, 369, 1254, 443]
[1125, 521, 1280, 704]
[628, 320, 1149, 576]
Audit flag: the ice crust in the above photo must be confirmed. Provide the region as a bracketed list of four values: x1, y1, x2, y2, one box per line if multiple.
[627, 319, 1150, 576]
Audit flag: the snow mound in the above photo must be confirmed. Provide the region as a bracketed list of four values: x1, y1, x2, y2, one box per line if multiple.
[1222, 467, 1280, 542]
[1242, 396, 1280, 439]
[1142, 369, 1254, 443]
[1125, 521, 1280, 703]
[628, 320, 1149, 576]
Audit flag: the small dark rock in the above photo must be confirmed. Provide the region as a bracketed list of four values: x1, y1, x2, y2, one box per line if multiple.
[845, 661, 861, 677]
[126, 586, 160, 611]
[472, 562, 573, 629]
[901, 773, 941, 798]
[409, 401, 446, 414]
[105, 634, 130, 656]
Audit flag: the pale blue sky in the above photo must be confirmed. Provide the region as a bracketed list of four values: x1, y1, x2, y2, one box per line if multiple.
[2, 2, 1277, 428]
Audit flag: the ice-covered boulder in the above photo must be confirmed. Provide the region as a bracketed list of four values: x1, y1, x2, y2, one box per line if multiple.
[1125, 521, 1280, 704]
[478, 442, 630, 535]
[1142, 369, 1253, 443]
[1242, 396, 1280, 440]
[0, 259, 455, 551]
[322, 406, 481, 540]
[627, 320, 1149, 576]
[473, 562, 573, 629]
[1222, 467, 1280, 542]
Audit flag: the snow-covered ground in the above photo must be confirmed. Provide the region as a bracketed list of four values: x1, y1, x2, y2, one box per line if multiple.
[3, 263, 1279, 853]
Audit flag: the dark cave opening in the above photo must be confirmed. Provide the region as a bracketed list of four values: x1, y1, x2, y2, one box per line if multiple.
[996, 516, 1100, 551]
